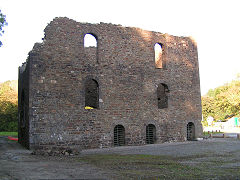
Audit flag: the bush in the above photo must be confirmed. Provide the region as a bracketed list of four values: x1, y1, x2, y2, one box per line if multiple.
[0, 80, 18, 132]
[0, 101, 18, 131]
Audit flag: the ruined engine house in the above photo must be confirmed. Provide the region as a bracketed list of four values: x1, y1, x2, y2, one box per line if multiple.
[18, 17, 202, 152]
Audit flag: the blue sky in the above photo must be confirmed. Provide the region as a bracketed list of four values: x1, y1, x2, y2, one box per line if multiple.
[0, 0, 240, 95]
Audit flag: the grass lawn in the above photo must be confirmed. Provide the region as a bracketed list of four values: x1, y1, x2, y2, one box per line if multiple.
[78, 154, 240, 179]
[79, 154, 201, 179]
[0, 131, 18, 137]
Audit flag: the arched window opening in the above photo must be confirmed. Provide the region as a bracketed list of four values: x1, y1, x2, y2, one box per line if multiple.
[84, 33, 98, 63]
[187, 122, 195, 141]
[84, 33, 97, 47]
[85, 79, 99, 109]
[20, 90, 25, 127]
[114, 125, 125, 146]
[146, 124, 156, 144]
[157, 83, 169, 109]
[154, 43, 163, 68]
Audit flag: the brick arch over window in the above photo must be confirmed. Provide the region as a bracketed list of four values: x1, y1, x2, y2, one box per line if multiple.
[146, 124, 156, 144]
[157, 83, 169, 109]
[154, 43, 163, 68]
[114, 125, 125, 146]
[85, 79, 99, 109]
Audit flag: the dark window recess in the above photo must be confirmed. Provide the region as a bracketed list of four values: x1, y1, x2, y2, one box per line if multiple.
[146, 124, 156, 144]
[85, 79, 99, 109]
[187, 122, 195, 141]
[157, 83, 169, 109]
[114, 125, 125, 146]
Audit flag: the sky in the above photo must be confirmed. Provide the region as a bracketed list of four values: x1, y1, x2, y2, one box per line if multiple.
[0, 0, 240, 95]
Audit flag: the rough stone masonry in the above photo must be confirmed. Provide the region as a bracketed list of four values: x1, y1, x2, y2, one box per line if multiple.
[18, 17, 202, 154]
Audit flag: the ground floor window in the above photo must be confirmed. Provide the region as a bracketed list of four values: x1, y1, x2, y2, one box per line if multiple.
[146, 124, 156, 144]
[114, 125, 125, 146]
[187, 122, 195, 140]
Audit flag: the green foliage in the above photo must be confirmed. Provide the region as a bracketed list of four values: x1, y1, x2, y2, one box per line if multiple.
[0, 131, 18, 137]
[202, 78, 240, 123]
[0, 101, 18, 131]
[201, 96, 214, 120]
[0, 81, 18, 132]
[0, 80, 18, 102]
[0, 9, 7, 47]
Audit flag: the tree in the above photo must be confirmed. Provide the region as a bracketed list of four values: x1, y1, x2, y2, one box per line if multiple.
[0, 80, 18, 132]
[201, 96, 215, 121]
[202, 77, 240, 124]
[0, 10, 7, 47]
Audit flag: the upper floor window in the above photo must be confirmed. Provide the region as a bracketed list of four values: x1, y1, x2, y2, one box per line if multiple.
[157, 83, 169, 109]
[84, 33, 97, 47]
[84, 33, 98, 63]
[154, 43, 163, 68]
[85, 79, 99, 109]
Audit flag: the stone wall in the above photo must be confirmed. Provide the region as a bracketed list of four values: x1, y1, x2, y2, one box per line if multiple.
[18, 17, 202, 153]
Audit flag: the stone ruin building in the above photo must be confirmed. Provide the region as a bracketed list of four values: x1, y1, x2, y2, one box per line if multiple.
[18, 17, 202, 154]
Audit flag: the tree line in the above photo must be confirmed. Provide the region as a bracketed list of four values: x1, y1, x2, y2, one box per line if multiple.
[202, 76, 240, 125]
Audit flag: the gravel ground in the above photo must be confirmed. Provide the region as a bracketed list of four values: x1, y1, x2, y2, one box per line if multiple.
[1, 136, 240, 179]
[0, 137, 111, 180]
[82, 138, 240, 157]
